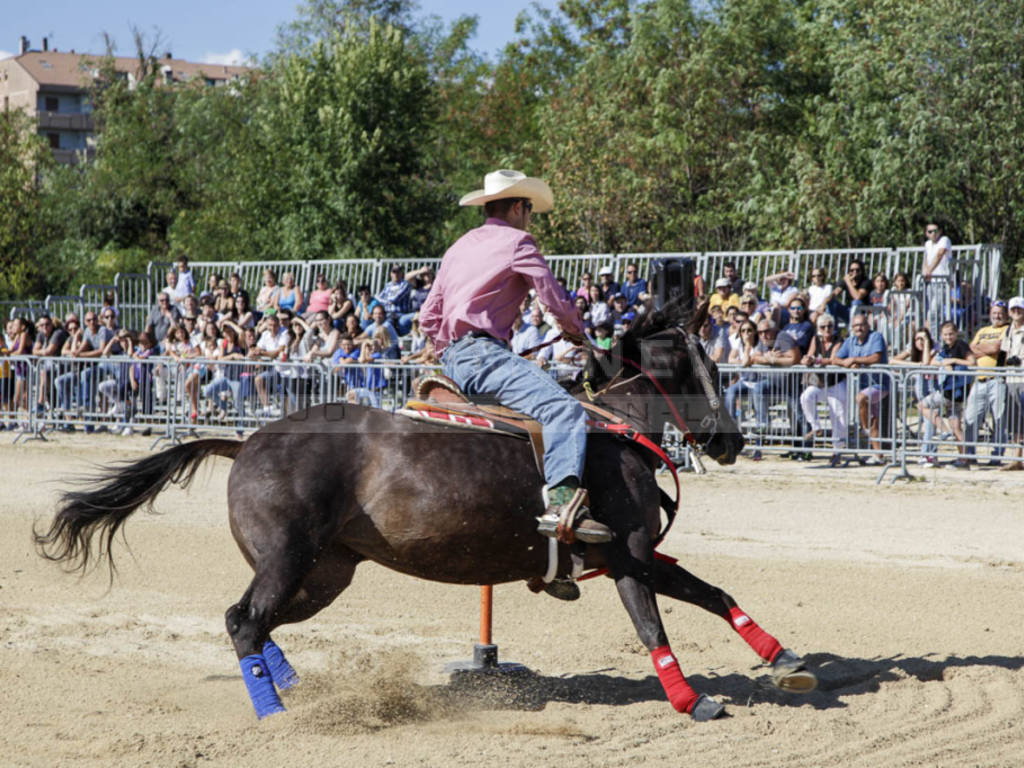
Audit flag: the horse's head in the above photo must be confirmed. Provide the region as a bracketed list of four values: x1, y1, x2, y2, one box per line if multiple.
[582, 298, 743, 465]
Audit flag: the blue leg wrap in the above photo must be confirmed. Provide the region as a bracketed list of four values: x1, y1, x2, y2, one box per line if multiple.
[240, 654, 286, 719]
[263, 639, 300, 690]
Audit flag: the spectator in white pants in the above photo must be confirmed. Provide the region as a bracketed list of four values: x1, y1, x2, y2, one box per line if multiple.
[799, 313, 846, 465]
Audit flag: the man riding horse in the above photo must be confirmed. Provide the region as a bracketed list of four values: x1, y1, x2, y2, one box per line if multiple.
[419, 169, 613, 545]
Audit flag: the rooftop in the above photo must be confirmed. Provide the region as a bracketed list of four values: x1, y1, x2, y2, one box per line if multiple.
[4, 50, 249, 88]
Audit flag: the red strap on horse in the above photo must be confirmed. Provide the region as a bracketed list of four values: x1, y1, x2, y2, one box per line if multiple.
[617, 353, 697, 447]
[587, 417, 682, 533]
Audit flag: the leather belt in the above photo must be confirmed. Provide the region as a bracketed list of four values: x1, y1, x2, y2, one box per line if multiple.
[452, 330, 508, 347]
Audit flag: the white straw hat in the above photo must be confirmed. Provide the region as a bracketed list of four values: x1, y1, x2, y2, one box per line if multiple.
[459, 169, 554, 213]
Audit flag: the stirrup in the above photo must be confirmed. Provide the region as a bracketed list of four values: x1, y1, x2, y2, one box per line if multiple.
[536, 488, 612, 544]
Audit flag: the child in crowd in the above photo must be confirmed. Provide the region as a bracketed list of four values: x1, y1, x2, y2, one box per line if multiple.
[591, 322, 613, 350]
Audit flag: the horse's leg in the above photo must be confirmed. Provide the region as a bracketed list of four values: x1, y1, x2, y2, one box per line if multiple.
[653, 558, 817, 693]
[225, 540, 361, 718]
[260, 544, 365, 691]
[604, 529, 725, 721]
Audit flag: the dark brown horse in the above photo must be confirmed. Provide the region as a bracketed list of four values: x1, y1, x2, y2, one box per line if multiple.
[35, 300, 816, 721]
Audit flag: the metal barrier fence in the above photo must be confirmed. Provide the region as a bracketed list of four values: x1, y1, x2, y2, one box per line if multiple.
[114, 272, 152, 334]
[306, 258, 380, 295]
[547, 254, 616, 288]
[7, 355, 1024, 481]
[704, 251, 793, 294]
[717, 362, 1024, 473]
[9, 245, 1003, 338]
[3, 300, 46, 321]
[793, 247, 894, 289]
[719, 364, 900, 466]
[43, 294, 84, 322]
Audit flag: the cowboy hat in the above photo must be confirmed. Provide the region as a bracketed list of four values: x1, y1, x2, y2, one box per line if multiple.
[459, 169, 554, 213]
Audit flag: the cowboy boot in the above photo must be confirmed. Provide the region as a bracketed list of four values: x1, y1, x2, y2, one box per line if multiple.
[536, 485, 613, 544]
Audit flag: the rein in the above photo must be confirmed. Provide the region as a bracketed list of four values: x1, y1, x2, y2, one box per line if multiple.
[517, 332, 565, 358]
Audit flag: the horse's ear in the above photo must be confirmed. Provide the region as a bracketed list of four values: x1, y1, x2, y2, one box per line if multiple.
[686, 299, 710, 335]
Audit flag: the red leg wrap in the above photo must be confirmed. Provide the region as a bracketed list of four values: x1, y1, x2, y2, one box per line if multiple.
[728, 606, 783, 662]
[650, 645, 699, 713]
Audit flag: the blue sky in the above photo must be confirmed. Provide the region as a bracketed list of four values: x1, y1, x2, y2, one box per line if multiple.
[2, 1, 542, 65]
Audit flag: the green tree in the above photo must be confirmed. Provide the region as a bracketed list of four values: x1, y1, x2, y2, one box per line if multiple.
[746, 0, 1024, 272]
[172, 21, 445, 261]
[0, 110, 55, 298]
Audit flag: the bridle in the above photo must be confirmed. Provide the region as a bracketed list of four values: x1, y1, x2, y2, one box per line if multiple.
[582, 325, 723, 450]
[682, 330, 722, 440]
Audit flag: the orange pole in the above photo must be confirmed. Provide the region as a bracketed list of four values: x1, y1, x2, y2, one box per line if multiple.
[479, 585, 493, 645]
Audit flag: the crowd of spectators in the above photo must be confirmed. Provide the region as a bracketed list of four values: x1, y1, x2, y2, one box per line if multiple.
[3, 237, 1022, 468]
[0, 256, 648, 435]
[703, 227, 1024, 468]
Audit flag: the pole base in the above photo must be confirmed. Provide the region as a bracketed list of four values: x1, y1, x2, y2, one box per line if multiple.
[445, 643, 533, 678]
[444, 644, 541, 710]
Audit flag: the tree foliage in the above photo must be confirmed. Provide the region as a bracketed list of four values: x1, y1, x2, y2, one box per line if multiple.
[6, 0, 1024, 298]
[0, 109, 55, 298]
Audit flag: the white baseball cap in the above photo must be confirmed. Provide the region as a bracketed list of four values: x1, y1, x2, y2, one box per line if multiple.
[1009, 296, 1024, 311]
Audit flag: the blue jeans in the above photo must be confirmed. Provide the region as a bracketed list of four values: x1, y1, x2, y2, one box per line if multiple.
[725, 377, 758, 424]
[203, 377, 245, 418]
[442, 335, 586, 486]
[396, 312, 416, 336]
[80, 361, 120, 409]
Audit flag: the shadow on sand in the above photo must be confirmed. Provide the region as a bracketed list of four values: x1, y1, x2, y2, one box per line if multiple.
[438, 651, 1024, 713]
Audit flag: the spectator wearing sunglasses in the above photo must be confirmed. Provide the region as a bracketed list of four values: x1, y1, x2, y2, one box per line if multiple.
[750, 320, 801, 438]
[780, 296, 815, 354]
[75, 309, 121, 413]
[831, 260, 872, 325]
[922, 223, 954, 332]
[620, 263, 647, 310]
[146, 291, 183, 351]
[739, 283, 769, 324]
[832, 312, 889, 463]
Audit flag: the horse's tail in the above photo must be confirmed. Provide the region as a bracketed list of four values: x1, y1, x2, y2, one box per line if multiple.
[33, 438, 243, 576]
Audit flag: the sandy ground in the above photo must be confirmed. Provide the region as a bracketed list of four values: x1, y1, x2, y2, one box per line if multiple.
[2, 434, 1023, 768]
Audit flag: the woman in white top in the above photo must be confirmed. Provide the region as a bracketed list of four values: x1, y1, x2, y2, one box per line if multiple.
[806, 268, 834, 321]
[586, 284, 610, 326]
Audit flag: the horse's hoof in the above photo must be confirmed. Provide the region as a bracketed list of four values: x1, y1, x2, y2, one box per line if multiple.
[543, 579, 581, 601]
[771, 649, 818, 693]
[690, 694, 727, 721]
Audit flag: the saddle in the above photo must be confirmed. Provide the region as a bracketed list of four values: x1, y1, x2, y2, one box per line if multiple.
[403, 373, 681, 549]
[402, 374, 547, 475]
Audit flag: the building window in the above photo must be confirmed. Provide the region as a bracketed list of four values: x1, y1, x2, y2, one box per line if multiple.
[45, 96, 59, 112]
[47, 133, 60, 149]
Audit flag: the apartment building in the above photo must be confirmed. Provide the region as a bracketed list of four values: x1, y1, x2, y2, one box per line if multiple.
[0, 37, 249, 165]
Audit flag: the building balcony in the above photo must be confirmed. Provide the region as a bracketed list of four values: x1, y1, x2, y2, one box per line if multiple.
[37, 111, 94, 131]
[52, 147, 96, 166]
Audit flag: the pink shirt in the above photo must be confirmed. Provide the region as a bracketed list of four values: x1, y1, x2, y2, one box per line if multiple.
[420, 218, 584, 354]
[306, 289, 331, 314]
